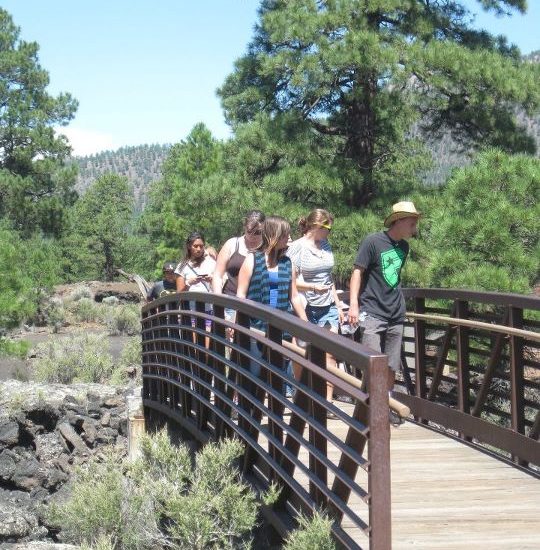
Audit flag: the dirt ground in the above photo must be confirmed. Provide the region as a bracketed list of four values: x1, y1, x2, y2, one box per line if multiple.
[0, 281, 144, 381]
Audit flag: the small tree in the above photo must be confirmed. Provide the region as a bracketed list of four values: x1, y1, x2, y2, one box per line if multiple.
[0, 8, 78, 236]
[70, 174, 135, 281]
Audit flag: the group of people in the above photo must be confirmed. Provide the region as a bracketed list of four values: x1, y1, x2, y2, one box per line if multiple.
[147, 201, 420, 412]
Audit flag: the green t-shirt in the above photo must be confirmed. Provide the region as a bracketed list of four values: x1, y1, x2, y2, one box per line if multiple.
[354, 231, 409, 323]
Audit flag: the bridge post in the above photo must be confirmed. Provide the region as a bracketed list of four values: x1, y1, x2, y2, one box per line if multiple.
[368, 355, 391, 550]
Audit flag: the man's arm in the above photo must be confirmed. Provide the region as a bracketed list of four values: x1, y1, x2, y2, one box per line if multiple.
[348, 266, 364, 325]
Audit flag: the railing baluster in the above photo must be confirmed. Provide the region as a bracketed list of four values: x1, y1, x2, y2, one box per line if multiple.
[307, 344, 328, 507]
[414, 297, 427, 400]
[509, 307, 525, 451]
[455, 300, 471, 416]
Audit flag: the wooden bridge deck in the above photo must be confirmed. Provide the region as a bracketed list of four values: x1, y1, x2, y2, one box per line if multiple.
[257, 403, 540, 549]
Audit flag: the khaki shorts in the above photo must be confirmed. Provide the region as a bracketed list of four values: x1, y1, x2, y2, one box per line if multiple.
[359, 313, 403, 372]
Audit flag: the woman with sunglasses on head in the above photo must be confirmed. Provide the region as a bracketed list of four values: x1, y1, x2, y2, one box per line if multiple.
[287, 209, 345, 412]
[236, 216, 308, 378]
[212, 210, 265, 314]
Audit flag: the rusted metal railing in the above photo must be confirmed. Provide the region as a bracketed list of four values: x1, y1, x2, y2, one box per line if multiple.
[397, 288, 540, 470]
[141, 293, 392, 550]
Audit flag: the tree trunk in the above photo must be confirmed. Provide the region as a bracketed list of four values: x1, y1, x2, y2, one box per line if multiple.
[345, 72, 377, 208]
[103, 241, 114, 281]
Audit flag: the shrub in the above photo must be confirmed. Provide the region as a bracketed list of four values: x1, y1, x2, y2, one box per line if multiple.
[104, 304, 140, 336]
[43, 296, 65, 332]
[0, 338, 30, 358]
[110, 336, 142, 386]
[69, 286, 93, 301]
[284, 510, 336, 550]
[70, 297, 101, 323]
[51, 432, 260, 550]
[32, 332, 115, 384]
[48, 448, 161, 550]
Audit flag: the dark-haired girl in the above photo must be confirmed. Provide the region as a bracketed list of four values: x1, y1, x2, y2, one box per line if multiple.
[175, 231, 216, 293]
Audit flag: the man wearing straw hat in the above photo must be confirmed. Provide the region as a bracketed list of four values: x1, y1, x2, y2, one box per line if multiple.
[348, 201, 420, 396]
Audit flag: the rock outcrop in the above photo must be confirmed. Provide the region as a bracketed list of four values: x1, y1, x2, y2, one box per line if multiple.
[0, 381, 135, 546]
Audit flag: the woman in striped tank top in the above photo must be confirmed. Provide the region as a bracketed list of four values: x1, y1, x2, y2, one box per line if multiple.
[287, 209, 345, 413]
[237, 216, 308, 378]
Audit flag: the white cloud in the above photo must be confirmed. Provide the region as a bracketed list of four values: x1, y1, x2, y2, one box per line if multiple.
[56, 127, 118, 157]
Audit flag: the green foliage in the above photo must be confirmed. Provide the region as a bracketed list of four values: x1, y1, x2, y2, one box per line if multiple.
[32, 331, 118, 384]
[66, 173, 135, 281]
[284, 510, 336, 550]
[0, 337, 29, 358]
[425, 149, 539, 293]
[218, 0, 538, 206]
[52, 432, 262, 550]
[103, 304, 141, 336]
[48, 448, 159, 550]
[0, 8, 78, 236]
[0, 227, 62, 329]
[69, 297, 101, 323]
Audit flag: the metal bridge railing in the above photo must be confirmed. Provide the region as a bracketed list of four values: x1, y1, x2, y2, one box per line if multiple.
[141, 292, 392, 550]
[397, 288, 540, 471]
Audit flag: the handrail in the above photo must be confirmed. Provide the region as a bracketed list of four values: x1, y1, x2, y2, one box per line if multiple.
[141, 292, 392, 549]
[398, 288, 540, 471]
[406, 312, 540, 341]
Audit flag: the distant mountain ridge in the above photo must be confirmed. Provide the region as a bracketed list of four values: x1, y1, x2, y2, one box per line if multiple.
[74, 143, 171, 211]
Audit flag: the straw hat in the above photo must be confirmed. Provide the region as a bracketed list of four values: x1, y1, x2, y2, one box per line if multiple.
[384, 201, 421, 228]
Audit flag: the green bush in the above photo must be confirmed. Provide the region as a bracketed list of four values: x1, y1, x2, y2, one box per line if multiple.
[69, 286, 93, 302]
[51, 432, 261, 550]
[110, 336, 142, 386]
[284, 511, 336, 550]
[0, 338, 30, 358]
[104, 304, 141, 336]
[32, 332, 116, 384]
[69, 297, 101, 323]
[48, 448, 161, 550]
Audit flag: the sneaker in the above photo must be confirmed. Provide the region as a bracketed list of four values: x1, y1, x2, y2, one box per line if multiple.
[389, 410, 404, 427]
[327, 410, 338, 420]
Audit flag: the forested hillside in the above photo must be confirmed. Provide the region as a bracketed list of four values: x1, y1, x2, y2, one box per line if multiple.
[73, 51, 540, 203]
[74, 144, 170, 210]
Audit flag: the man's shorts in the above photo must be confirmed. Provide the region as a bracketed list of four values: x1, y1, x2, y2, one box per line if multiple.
[359, 313, 403, 372]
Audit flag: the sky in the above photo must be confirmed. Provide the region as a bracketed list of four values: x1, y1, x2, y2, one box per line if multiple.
[1, 0, 538, 156]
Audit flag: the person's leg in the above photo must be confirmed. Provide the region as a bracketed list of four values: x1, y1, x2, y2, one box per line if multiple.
[358, 314, 385, 389]
[381, 322, 404, 392]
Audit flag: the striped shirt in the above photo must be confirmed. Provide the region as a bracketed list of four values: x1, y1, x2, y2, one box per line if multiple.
[247, 252, 292, 330]
[287, 237, 334, 307]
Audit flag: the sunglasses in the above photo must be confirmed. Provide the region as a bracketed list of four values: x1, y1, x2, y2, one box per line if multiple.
[246, 229, 262, 236]
[316, 222, 332, 231]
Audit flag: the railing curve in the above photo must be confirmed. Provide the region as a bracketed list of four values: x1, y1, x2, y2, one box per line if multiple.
[141, 292, 392, 550]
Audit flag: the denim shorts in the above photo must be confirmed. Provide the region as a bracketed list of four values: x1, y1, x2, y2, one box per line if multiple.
[306, 303, 339, 331]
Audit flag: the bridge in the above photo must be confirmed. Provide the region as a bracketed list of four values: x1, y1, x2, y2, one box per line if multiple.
[141, 288, 540, 549]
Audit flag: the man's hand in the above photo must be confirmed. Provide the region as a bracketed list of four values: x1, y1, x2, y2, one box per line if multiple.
[348, 302, 359, 325]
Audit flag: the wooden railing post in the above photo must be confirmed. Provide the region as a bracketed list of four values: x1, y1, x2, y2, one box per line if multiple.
[455, 300, 471, 416]
[509, 306, 525, 438]
[307, 344, 328, 507]
[414, 297, 427, 400]
[368, 355, 391, 550]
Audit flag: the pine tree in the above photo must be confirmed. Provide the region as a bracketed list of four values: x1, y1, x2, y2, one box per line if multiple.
[219, 0, 539, 206]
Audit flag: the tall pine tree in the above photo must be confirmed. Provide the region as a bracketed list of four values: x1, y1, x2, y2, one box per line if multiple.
[219, 0, 539, 206]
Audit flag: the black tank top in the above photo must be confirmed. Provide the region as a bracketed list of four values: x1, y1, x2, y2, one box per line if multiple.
[223, 238, 246, 296]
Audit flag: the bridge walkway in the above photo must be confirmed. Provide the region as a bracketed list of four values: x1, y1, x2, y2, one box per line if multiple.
[255, 402, 540, 549]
